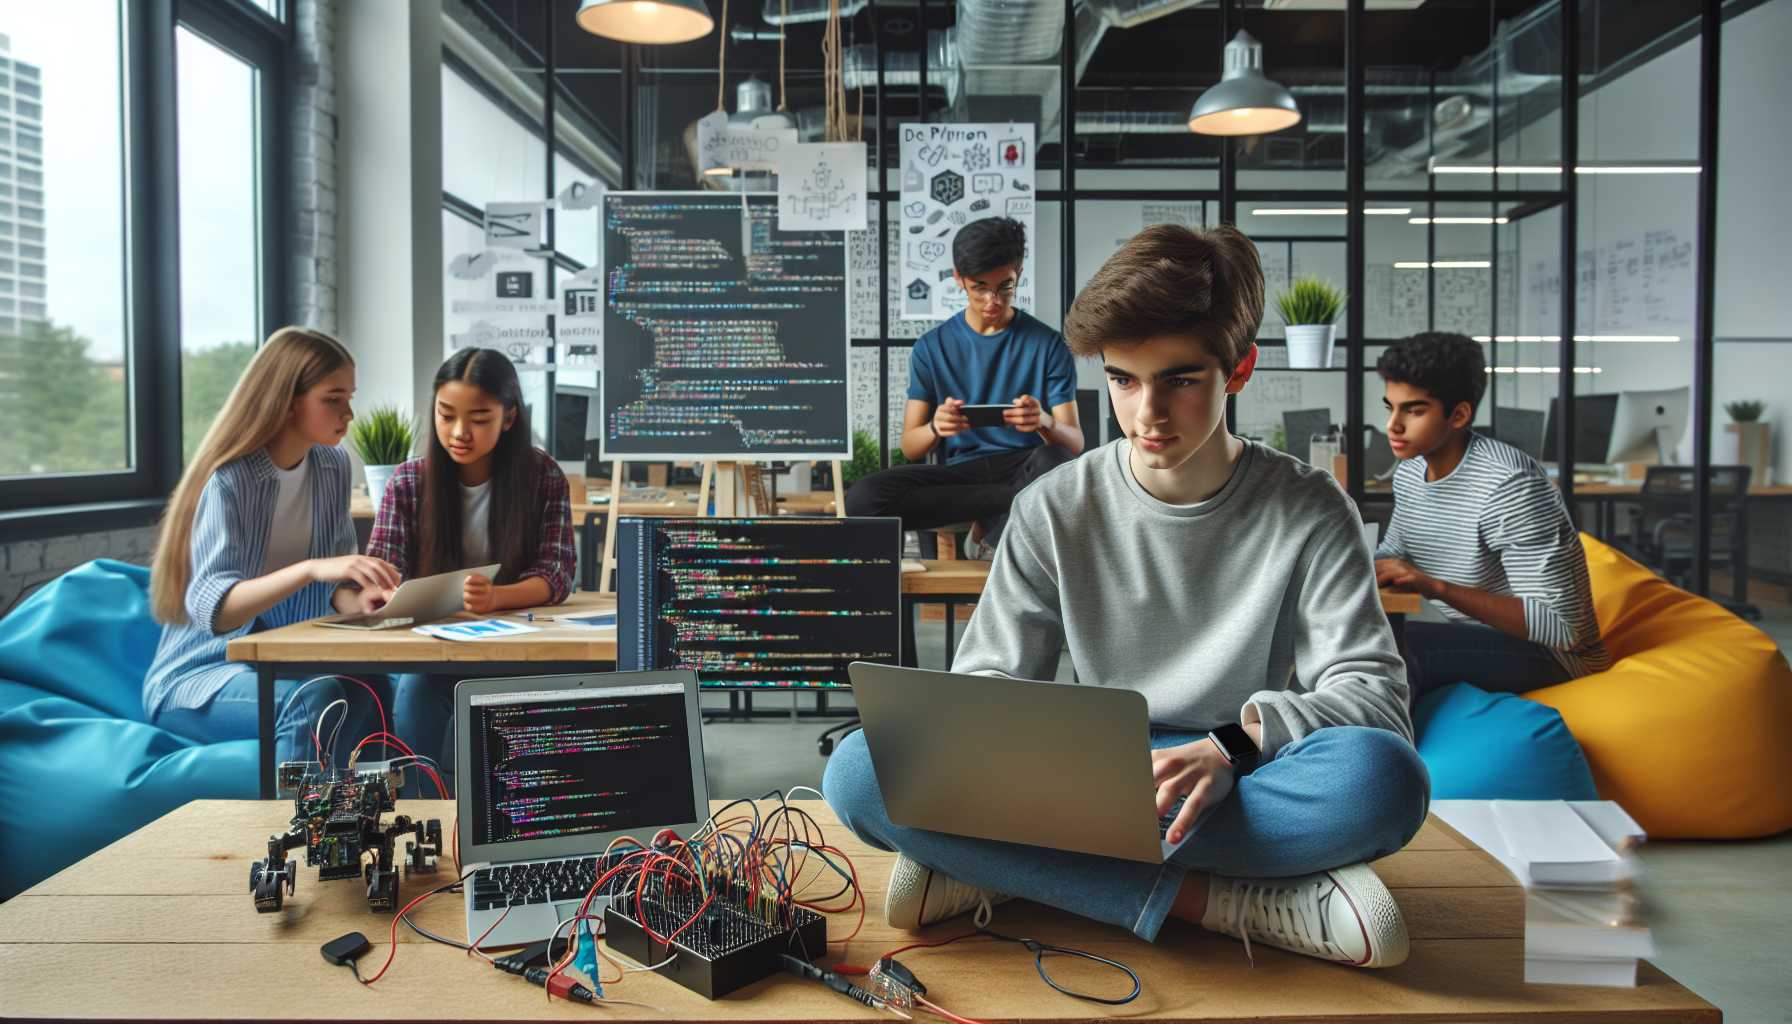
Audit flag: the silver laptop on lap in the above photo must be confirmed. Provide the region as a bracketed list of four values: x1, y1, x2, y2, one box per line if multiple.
[318, 563, 501, 630]
[847, 662, 1191, 864]
[454, 670, 709, 948]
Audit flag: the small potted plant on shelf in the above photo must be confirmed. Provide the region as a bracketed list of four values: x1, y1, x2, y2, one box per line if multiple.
[1274, 277, 1347, 369]
[1722, 399, 1772, 486]
[348, 405, 415, 512]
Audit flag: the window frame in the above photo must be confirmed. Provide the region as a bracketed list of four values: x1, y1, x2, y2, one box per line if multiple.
[0, 0, 290, 530]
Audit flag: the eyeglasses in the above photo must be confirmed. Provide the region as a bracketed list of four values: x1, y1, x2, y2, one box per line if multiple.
[968, 282, 1018, 301]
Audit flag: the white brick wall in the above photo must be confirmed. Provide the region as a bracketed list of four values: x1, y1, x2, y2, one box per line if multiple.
[292, 0, 337, 331]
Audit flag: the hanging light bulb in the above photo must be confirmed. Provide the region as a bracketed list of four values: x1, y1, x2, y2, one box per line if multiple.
[576, 0, 715, 46]
[1188, 30, 1302, 137]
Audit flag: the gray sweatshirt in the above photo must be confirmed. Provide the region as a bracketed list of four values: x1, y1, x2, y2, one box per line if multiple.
[953, 437, 1413, 760]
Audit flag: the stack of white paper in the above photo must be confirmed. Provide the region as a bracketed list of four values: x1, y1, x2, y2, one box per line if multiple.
[1434, 799, 1652, 988]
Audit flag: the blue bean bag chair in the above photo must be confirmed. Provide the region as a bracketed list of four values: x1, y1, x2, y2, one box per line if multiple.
[0, 559, 255, 901]
[1413, 682, 1599, 801]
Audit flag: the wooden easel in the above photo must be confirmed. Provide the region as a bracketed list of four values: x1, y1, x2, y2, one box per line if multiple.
[596, 459, 847, 592]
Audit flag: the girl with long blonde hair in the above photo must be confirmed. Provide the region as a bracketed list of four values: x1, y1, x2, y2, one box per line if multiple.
[144, 327, 401, 767]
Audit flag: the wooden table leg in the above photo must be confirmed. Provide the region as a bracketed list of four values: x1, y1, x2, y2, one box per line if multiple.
[257, 664, 277, 799]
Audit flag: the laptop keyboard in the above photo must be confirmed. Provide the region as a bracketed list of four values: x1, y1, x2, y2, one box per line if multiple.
[471, 858, 601, 911]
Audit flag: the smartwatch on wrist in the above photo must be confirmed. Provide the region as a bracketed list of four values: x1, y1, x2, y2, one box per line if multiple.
[1206, 722, 1259, 771]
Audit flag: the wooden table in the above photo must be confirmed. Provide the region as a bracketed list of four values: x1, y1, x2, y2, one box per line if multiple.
[227, 592, 621, 799]
[899, 560, 1423, 668]
[351, 488, 840, 592]
[230, 570, 1425, 797]
[0, 799, 1719, 1022]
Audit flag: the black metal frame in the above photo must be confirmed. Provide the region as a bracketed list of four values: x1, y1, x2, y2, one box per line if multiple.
[0, 0, 291, 531]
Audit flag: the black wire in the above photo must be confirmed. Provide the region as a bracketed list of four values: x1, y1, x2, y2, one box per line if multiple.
[979, 928, 1142, 1006]
[393, 868, 480, 951]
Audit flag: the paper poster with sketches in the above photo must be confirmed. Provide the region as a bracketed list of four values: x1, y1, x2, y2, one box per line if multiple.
[898, 122, 1035, 320]
[777, 142, 867, 231]
[484, 201, 545, 251]
[695, 109, 798, 175]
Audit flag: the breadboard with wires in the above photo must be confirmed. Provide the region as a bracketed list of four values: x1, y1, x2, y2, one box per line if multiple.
[604, 878, 827, 999]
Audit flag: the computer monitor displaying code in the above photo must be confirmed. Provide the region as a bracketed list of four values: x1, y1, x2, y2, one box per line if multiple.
[598, 192, 850, 460]
[617, 517, 902, 689]
[466, 682, 698, 848]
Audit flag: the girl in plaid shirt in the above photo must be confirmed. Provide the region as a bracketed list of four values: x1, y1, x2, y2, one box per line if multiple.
[368, 347, 577, 785]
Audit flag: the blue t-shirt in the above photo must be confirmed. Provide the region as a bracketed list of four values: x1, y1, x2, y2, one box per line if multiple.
[907, 310, 1077, 465]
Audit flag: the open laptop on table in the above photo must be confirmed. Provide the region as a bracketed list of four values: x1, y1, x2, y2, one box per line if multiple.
[848, 662, 1192, 864]
[317, 563, 500, 630]
[455, 670, 708, 948]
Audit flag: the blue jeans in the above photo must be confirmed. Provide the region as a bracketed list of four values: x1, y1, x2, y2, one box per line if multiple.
[150, 670, 388, 771]
[392, 674, 457, 796]
[822, 725, 1429, 942]
[1402, 621, 1573, 703]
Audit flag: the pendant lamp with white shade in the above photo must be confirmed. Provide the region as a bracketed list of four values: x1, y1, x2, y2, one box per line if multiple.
[576, 0, 715, 45]
[1188, 30, 1302, 137]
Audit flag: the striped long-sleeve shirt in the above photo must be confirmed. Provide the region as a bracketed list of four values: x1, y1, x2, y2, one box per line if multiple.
[143, 445, 358, 716]
[1376, 432, 1610, 679]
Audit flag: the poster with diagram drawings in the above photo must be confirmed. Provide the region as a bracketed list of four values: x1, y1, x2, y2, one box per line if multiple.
[846, 201, 932, 340]
[898, 122, 1035, 320]
[776, 142, 867, 231]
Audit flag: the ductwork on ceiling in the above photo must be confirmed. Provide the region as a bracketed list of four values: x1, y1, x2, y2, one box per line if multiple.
[873, 0, 1565, 173]
[706, 0, 1567, 175]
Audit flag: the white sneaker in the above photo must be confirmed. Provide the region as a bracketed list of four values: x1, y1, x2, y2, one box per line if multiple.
[884, 853, 1009, 930]
[1201, 863, 1408, 968]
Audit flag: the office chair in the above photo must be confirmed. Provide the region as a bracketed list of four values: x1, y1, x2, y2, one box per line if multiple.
[1617, 465, 1760, 620]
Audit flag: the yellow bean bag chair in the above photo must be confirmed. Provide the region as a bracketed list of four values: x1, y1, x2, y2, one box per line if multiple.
[1522, 535, 1792, 838]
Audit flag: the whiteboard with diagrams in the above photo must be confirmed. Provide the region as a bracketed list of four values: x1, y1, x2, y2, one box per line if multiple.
[898, 122, 1036, 320]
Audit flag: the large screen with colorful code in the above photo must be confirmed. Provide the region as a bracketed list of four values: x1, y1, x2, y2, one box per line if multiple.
[616, 517, 902, 689]
[598, 192, 851, 460]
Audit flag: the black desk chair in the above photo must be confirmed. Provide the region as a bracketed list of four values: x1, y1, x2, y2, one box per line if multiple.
[1616, 464, 1759, 620]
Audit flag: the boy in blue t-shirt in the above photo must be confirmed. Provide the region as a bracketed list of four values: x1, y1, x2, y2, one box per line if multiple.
[846, 218, 1084, 553]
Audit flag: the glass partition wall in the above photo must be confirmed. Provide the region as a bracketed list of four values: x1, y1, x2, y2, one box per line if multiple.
[444, 0, 1740, 601]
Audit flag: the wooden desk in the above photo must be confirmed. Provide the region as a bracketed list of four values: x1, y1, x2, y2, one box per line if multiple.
[227, 592, 620, 799]
[0, 799, 1718, 1022]
[899, 560, 1423, 667]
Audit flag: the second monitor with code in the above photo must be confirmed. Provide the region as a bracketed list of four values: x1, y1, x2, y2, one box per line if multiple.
[616, 517, 903, 689]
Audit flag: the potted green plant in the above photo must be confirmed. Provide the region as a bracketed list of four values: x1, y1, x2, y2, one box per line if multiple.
[1722, 400, 1771, 486]
[348, 405, 415, 511]
[841, 428, 907, 489]
[1274, 277, 1347, 369]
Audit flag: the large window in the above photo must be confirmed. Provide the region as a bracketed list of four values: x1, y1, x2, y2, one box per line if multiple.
[176, 24, 261, 464]
[0, 0, 289, 520]
[0, 1, 131, 480]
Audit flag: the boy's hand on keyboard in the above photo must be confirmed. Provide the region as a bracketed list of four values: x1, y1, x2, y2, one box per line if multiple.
[1151, 739, 1236, 845]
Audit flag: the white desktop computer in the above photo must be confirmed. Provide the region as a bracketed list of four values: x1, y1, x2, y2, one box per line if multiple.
[1607, 386, 1690, 466]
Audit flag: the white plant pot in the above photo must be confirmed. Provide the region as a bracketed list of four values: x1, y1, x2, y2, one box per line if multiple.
[363, 464, 400, 513]
[1285, 324, 1336, 369]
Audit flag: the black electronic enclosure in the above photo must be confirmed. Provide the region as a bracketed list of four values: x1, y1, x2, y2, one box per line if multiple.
[604, 884, 827, 1000]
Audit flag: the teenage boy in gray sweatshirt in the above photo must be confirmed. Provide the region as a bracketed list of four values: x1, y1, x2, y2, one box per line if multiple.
[824, 224, 1429, 969]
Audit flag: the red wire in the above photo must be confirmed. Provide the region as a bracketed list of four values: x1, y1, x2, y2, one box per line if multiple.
[359, 881, 453, 984]
[466, 903, 512, 964]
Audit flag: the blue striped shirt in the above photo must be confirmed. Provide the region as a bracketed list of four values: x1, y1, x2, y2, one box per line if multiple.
[143, 445, 357, 715]
[1377, 432, 1611, 679]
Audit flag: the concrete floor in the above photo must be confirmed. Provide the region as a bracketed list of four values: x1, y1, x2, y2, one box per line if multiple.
[699, 612, 1792, 1023]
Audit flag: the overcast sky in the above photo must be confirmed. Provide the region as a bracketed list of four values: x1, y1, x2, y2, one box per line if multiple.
[6, 4, 256, 363]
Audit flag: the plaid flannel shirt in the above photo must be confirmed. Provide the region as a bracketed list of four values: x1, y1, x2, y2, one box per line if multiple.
[366, 450, 576, 603]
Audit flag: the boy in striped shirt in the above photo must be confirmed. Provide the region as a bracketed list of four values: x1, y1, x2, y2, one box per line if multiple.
[1375, 332, 1611, 700]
